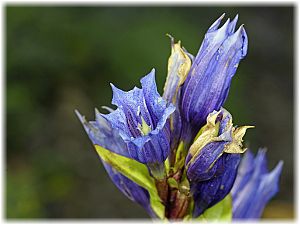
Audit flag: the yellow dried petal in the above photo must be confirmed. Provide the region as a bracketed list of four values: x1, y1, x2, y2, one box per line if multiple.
[224, 126, 254, 153]
[163, 36, 191, 104]
[187, 110, 224, 167]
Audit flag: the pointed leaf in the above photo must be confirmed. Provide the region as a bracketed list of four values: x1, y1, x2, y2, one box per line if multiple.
[94, 145, 165, 219]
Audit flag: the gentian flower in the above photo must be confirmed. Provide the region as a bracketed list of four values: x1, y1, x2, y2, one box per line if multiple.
[231, 149, 284, 219]
[185, 108, 253, 182]
[76, 13, 283, 221]
[101, 69, 175, 178]
[185, 108, 252, 217]
[180, 14, 248, 143]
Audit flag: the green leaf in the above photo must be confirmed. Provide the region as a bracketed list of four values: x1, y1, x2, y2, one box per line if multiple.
[196, 194, 232, 222]
[174, 141, 186, 172]
[94, 145, 165, 219]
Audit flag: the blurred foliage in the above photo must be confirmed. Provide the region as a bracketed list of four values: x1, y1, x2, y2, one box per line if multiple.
[6, 6, 294, 219]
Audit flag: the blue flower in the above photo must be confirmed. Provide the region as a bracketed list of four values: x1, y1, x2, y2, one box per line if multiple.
[102, 69, 175, 174]
[231, 149, 283, 219]
[75, 109, 156, 217]
[185, 108, 252, 182]
[180, 14, 248, 143]
[77, 69, 175, 178]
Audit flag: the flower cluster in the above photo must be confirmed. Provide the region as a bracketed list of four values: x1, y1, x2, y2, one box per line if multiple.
[76, 14, 283, 221]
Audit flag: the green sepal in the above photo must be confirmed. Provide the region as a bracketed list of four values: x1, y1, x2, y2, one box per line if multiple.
[174, 141, 186, 172]
[167, 177, 179, 189]
[164, 157, 171, 176]
[94, 145, 165, 219]
[196, 194, 232, 222]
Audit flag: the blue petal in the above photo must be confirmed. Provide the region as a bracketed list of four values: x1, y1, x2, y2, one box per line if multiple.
[101, 108, 131, 140]
[192, 17, 231, 71]
[228, 14, 239, 34]
[141, 69, 170, 126]
[231, 149, 283, 219]
[207, 13, 225, 32]
[191, 153, 241, 217]
[230, 150, 255, 197]
[186, 142, 227, 182]
[168, 94, 183, 151]
[110, 84, 149, 137]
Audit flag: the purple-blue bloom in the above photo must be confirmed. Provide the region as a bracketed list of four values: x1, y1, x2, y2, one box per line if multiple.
[231, 149, 283, 219]
[180, 14, 248, 143]
[101, 69, 175, 172]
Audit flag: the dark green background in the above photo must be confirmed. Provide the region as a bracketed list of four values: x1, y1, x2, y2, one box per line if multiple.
[6, 6, 294, 219]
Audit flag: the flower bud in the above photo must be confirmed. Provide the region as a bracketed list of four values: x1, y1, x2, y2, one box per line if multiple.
[185, 108, 253, 182]
[162, 35, 192, 161]
[180, 14, 248, 141]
